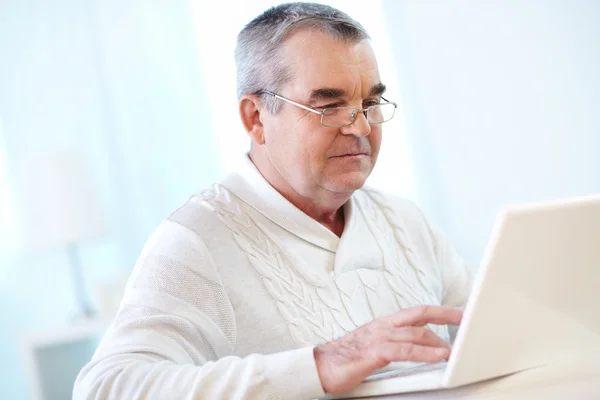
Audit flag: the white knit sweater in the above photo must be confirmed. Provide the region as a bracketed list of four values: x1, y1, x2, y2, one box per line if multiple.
[74, 157, 473, 400]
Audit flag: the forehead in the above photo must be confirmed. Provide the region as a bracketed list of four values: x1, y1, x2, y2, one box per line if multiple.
[279, 30, 380, 98]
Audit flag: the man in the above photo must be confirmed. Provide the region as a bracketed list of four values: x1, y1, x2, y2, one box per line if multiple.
[74, 3, 472, 399]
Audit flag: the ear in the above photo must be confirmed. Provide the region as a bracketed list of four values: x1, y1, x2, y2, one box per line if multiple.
[239, 94, 266, 145]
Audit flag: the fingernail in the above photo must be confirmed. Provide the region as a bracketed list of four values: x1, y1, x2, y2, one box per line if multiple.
[435, 348, 448, 356]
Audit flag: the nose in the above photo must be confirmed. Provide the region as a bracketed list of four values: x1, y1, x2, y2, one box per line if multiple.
[340, 109, 371, 137]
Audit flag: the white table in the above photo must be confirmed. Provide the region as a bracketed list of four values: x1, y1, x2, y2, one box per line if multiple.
[21, 317, 112, 400]
[354, 353, 600, 399]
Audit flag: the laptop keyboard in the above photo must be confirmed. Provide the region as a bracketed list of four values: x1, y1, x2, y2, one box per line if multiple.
[365, 361, 448, 382]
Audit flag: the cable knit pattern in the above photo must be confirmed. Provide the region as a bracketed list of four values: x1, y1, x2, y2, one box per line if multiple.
[362, 189, 438, 300]
[199, 183, 450, 345]
[200, 184, 353, 345]
[358, 188, 448, 340]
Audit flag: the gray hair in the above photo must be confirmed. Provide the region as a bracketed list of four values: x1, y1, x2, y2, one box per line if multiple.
[235, 2, 370, 114]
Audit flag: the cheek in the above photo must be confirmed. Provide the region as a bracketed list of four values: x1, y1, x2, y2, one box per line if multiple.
[287, 118, 336, 163]
[369, 127, 383, 156]
[267, 121, 319, 171]
[305, 127, 338, 165]
[266, 115, 338, 179]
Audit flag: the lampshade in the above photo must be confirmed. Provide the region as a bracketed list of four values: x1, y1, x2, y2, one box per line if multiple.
[18, 151, 106, 251]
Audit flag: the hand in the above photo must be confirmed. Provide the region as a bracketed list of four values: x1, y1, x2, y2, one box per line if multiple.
[313, 305, 463, 394]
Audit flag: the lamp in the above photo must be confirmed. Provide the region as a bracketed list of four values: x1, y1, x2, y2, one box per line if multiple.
[19, 151, 106, 319]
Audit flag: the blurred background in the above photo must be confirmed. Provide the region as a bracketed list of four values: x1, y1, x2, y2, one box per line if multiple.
[0, 0, 598, 399]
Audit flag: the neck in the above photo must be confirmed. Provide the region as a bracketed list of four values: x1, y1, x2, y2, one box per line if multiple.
[249, 152, 350, 237]
[287, 193, 347, 237]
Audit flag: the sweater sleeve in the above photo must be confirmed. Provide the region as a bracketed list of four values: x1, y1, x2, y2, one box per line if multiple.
[73, 220, 325, 400]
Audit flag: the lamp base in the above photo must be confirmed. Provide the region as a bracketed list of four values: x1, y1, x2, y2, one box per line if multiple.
[68, 306, 96, 323]
[66, 242, 96, 322]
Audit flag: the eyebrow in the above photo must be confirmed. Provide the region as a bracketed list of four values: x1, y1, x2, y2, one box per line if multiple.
[369, 83, 387, 97]
[308, 88, 346, 103]
[308, 83, 387, 104]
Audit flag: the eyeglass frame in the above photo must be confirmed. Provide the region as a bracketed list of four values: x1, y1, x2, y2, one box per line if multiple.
[257, 90, 397, 128]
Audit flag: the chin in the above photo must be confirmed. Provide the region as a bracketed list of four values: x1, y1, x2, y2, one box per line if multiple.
[323, 171, 370, 193]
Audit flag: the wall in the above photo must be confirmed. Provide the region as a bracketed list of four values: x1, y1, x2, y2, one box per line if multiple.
[0, 1, 218, 399]
[383, 0, 600, 266]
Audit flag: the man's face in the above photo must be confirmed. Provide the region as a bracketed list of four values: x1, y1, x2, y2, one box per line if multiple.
[261, 30, 384, 198]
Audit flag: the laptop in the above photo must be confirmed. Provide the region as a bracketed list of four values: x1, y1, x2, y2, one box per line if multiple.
[328, 194, 600, 399]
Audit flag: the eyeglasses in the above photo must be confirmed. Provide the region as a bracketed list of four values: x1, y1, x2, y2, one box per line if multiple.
[258, 90, 397, 128]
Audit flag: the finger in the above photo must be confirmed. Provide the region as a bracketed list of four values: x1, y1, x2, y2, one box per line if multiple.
[388, 305, 463, 328]
[378, 342, 451, 364]
[389, 326, 451, 350]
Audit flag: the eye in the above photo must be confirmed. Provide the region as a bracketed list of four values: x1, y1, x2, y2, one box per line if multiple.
[363, 100, 380, 108]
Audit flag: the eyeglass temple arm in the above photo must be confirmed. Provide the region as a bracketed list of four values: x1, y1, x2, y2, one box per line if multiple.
[381, 96, 397, 106]
[260, 91, 322, 115]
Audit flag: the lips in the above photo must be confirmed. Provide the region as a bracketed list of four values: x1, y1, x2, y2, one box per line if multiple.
[331, 152, 368, 158]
